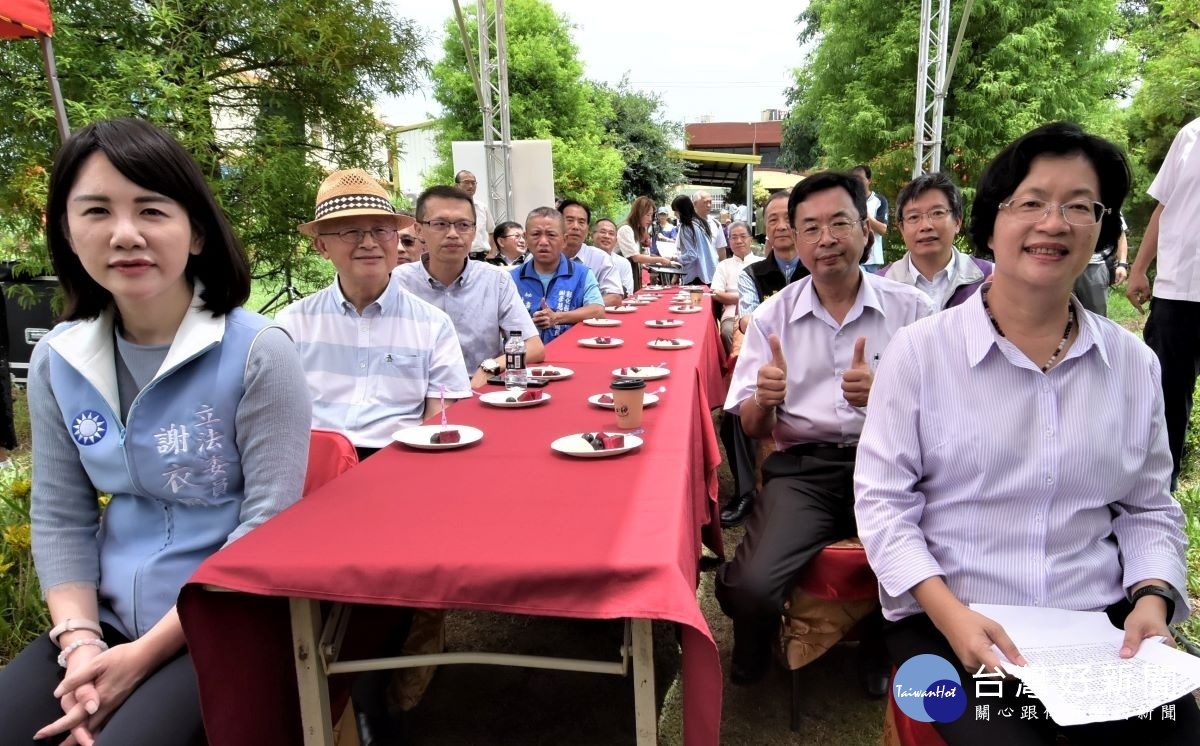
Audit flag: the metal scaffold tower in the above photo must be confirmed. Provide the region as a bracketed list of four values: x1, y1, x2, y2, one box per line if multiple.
[453, 0, 514, 223]
[913, 0, 949, 177]
[913, 0, 974, 177]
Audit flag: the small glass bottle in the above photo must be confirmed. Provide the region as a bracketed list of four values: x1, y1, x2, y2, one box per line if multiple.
[503, 330, 527, 391]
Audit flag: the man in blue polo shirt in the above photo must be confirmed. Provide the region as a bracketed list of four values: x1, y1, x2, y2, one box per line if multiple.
[511, 207, 604, 342]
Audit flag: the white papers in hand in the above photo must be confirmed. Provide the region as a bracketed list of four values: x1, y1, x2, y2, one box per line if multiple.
[970, 603, 1200, 726]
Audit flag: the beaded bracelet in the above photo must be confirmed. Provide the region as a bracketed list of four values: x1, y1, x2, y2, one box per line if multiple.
[57, 638, 109, 668]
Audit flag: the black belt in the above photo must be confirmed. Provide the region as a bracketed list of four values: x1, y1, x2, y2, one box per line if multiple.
[784, 442, 858, 461]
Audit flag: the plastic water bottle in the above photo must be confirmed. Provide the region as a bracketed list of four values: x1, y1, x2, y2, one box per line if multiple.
[504, 330, 527, 391]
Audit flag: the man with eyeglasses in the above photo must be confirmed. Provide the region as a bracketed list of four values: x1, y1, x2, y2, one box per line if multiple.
[878, 172, 992, 310]
[512, 206, 605, 342]
[395, 211, 422, 265]
[488, 221, 526, 267]
[454, 170, 496, 260]
[716, 171, 931, 689]
[591, 218, 634, 297]
[395, 185, 544, 387]
[279, 169, 471, 462]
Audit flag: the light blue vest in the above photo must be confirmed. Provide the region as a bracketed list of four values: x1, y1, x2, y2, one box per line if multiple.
[45, 308, 270, 638]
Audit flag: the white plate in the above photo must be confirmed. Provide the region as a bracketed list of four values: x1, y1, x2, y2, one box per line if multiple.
[605, 306, 639, 314]
[624, 299, 653, 306]
[644, 319, 684, 328]
[668, 305, 703, 314]
[392, 425, 484, 450]
[583, 317, 622, 327]
[527, 365, 574, 381]
[578, 336, 624, 348]
[643, 285, 668, 290]
[610, 365, 670, 380]
[478, 390, 551, 408]
[648, 338, 694, 350]
[551, 432, 644, 458]
[588, 392, 660, 409]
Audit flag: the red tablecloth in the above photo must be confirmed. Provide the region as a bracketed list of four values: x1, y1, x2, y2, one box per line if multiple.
[179, 291, 728, 745]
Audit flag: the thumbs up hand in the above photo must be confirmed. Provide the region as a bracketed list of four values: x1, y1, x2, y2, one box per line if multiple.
[841, 336, 873, 408]
[754, 334, 788, 409]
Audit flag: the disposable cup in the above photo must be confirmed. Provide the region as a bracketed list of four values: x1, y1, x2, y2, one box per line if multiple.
[690, 290, 703, 306]
[611, 377, 647, 429]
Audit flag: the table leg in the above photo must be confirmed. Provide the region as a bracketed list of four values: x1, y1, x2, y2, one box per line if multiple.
[631, 618, 657, 745]
[291, 597, 334, 746]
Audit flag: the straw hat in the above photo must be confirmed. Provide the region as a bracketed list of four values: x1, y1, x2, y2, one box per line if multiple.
[298, 168, 414, 237]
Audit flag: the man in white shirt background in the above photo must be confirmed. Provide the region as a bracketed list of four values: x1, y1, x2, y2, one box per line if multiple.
[559, 198, 624, 307]
[693, 190, 729, 259]
[852, 165, 889, 273]
[591, 217, 634, 297]
[455, 170, 496, 260]
[1127, 116, 1200, 490]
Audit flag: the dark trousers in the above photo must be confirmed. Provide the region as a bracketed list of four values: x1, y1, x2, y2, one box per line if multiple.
[715, 447, 857, 630]
[885, 607, 1200, 745]
[718, 412, 758, 505]
[1143, 298, 1200, 488]
[0, 354, 16, 450]
[0, 625, 204, 745]
[1071, 262, 1110, 317]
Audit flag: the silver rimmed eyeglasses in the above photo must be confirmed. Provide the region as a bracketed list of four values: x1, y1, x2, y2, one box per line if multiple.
[318, 228, 399, 245]
[795, 219, 863, 244]
[901, 208, 953, 226]
[998, 198, 1110, 226]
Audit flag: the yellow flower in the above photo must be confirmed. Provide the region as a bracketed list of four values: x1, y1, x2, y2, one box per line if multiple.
[3, 523, 32, 552]
[9, 477, 31, 501]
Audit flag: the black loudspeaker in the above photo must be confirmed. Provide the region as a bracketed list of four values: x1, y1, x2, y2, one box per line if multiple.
[3, 275, 60, 385]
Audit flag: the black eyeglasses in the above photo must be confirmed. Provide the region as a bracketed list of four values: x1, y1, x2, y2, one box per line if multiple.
[420, 219, 476, 234]
[400, 236, 418, 247]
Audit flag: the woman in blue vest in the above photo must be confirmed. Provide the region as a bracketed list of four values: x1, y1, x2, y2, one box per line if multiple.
[0, 118, 311, 745]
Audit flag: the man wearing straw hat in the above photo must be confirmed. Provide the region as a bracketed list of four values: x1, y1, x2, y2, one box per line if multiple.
[278, 169, 471, 463]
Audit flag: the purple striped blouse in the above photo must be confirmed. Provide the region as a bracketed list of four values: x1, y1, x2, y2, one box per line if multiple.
[854, 292, 1189, 623]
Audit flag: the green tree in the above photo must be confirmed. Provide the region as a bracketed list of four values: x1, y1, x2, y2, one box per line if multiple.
[777, 77, 823, 172]
[1123, 0, 1200, 227]
[0, 0, 427, 286]
[427, 0, 624, 215]
[593, 78, 684, 204]
[782, 0, 1128, 253]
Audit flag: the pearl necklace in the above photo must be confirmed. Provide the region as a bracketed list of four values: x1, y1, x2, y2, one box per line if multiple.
[980, 285, 1075, 373]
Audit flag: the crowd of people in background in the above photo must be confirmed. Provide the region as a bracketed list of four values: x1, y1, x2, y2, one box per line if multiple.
[7, 112, 1199, 745]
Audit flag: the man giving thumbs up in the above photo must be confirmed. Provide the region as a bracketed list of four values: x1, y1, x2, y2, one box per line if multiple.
[716, 171, 933, 687]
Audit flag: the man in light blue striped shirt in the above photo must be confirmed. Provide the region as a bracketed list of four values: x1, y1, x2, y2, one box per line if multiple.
[279, 169, 471, 459]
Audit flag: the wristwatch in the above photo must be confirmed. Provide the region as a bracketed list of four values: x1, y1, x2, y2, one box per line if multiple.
[479, 359, 501, 376]
[1131, 585, 1175, 624]
[1115, 261, 1130, 270]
